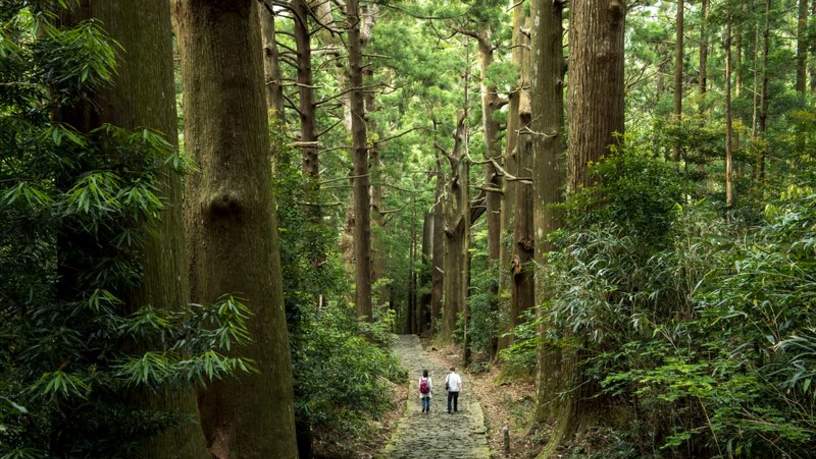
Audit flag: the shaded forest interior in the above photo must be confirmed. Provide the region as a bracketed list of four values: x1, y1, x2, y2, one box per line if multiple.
[3, 0, 816, 458]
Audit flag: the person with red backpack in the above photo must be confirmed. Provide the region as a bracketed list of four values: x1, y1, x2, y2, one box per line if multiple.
[419, 369, 433, 414]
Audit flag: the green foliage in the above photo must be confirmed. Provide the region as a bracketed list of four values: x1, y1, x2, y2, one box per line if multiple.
[497, 308, 540, 377]
[545, 142, 816, 456]
[272, 129, 404, 437]
[0, 5, 250, 456]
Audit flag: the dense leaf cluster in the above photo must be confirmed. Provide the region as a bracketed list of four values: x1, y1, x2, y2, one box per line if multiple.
[1, 5, 250, 457]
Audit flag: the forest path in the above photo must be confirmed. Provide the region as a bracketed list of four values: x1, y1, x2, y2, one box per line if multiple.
[380, 335, 491, 459]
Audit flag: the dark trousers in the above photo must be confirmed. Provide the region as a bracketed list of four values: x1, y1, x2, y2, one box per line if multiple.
[447, 391, 459, 413]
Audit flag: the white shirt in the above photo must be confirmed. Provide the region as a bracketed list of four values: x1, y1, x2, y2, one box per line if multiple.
[444, 372, 462, 392]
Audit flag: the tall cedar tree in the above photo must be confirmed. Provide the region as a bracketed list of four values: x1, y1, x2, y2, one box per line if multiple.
[673, 0, 684, 160]
[796, 0, 809, 95]
[346, 0, 374, 320]
[442, 116, 469, 342]
[59, 2, 210, 457]
[568, 1, 626, 192]
[726, 10, 735, 209]
[498, 2, 527, 351]
[511, 68, 535, 345]
[259, 2, 285, 120]
[173, 1, 298, 457]
[531, 0, 566, 428]
[700, 0, 709, 101]
[539, 0, 627, 452]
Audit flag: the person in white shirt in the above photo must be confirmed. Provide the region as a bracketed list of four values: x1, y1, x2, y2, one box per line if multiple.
[444, 367, 463, 414]
[418, 369, 433, 413]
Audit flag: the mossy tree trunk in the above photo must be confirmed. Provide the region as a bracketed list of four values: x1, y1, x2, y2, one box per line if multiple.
[511, 89, 535, 344]
[498, 2, 527, 353]
[174, 1, 298, 457]
[442, 116, 469, 343]
[534, 1, 626, 454]
[60, 2, 210, 457]
[431, 145, 446, 333]
[531, 0, 565, 429]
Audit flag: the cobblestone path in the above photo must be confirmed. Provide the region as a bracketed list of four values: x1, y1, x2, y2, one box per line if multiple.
[380, 335, 491, 459]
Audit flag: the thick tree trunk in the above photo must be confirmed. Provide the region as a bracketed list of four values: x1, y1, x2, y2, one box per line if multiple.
[531, 0, 565, 431]
[498, 1, 527, 352]
[259, 2, 284, 121]
[536, 1, 626, 453]
[797, 0, 809, 95]
[811, 0, 816, 93]
[475, 30, 502, 357]
[420, 211, 434, 333]
[61, 2, 209, 457]
[673, 0, 684, 161]
[431, 153, 445, 333]
[442, 117, 469, 343]
[292, 0, 322, 242]
[475, 30, 502, 263]
[699, 0, 709, 106]
[511, 94, 535, 342]
[174, 1, 298, 458]
[726, 13, 735, 209]
[346, 0, 373, 320]
[758, 0, 771, 182]
[568, 0, 626, 192]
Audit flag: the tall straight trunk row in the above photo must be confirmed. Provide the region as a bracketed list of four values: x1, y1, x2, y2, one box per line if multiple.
[174, 1, 298, 457]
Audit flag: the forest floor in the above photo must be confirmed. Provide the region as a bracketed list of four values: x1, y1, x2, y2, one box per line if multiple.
[380, 335, 491, 458]
[425, 343, 548, 459]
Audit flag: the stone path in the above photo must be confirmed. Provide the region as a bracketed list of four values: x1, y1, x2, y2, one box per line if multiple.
[380, 335, 491, 459]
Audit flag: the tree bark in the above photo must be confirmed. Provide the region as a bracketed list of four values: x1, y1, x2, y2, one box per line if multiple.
[811, 0, 816, 93]
[431, 148, 445, 333]
[673, 0, 684, 161]
[568, 0, 626, 192]
[442, 116, 469, 343]
[420, 211, 434, 333]
[475, 29, 502, 357]
[511, 91, 534, 344]
[758, 0, 771, 183]
[498, 2, 527, 352]
[536, 1, 626, 452]
[474, 30, 502, 263]
[174, 1, 298, 457]
[61, 2, 210, 457]
[346, 0, 373, 320]
[797, 0, 809, 95]
[259, 1, 284, 121]
[530, 0, 566, 431]
[699, 0, 709, 102]
[726, 12, 735, 209]
[292, 0, 323, 244]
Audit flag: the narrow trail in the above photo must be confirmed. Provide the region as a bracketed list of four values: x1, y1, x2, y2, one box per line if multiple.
[380, 335, 491, 459]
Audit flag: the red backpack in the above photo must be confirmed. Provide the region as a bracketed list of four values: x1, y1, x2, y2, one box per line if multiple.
[419, 377, 430, 395]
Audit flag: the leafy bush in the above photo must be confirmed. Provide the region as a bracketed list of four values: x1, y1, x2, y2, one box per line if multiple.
[0, 5, 251, 457]
[544, 143, 816, 456]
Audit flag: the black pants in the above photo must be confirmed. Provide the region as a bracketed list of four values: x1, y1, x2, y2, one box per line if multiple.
[447, 391, 459, 413]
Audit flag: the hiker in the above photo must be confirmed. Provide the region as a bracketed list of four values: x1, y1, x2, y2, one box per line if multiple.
[444, 367, 462, 414]
[419, 369, 432, 413]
